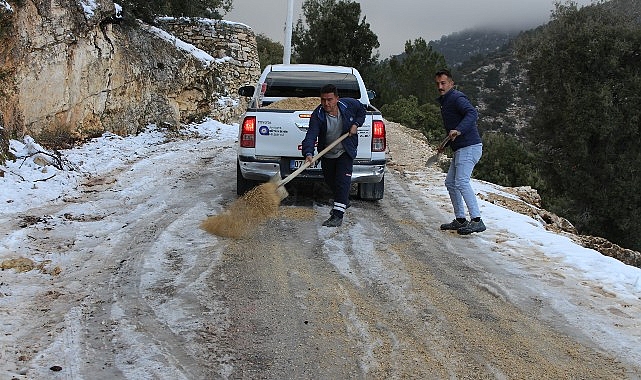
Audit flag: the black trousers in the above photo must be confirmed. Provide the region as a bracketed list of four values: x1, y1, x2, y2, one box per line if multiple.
[321, 153, 353, 217]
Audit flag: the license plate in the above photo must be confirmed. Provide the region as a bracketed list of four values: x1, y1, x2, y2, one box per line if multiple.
[290, 159, 321, 170]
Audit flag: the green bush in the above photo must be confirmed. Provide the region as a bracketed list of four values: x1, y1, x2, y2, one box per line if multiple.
[380, 95, 443, 143]
[119, 0, 232, 24]
[474, 132, 546, 190]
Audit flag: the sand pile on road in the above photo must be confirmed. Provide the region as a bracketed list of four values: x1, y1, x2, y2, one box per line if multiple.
[201, 182, 281, 239]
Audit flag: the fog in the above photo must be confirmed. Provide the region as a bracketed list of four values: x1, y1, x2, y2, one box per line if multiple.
[225, 0, 596, 58]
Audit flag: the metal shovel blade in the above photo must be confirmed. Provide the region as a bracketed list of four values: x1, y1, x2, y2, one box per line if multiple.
[269, 172, 289, 200]
[425, 136, 450, 166]
[425, 153, 441, 166]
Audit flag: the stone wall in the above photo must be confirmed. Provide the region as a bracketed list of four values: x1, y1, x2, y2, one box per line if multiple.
[156, 17, 260, 123]
[157, 17, 257, 68]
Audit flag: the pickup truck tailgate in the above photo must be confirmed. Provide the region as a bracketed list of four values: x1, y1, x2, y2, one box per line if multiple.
[254, 110, 309, 157]
[254, 110, 373, 159]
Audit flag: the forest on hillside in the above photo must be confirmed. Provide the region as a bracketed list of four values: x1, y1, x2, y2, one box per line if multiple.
[429, 28, 520, 68]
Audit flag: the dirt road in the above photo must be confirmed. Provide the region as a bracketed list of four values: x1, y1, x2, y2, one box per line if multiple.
[2, 125, 640, 379]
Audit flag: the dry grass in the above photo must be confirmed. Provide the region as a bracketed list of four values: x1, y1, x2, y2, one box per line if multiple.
[201, 182, 282, 239]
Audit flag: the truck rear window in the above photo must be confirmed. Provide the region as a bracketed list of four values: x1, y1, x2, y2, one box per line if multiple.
[263, 71, 361, 99]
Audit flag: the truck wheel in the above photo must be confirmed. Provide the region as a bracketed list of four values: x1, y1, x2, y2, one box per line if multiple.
[358, 176, 384, 200]
[237, 161, 259, 196]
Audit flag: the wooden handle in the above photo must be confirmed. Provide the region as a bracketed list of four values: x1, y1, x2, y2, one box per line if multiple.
[438, 136, 450, 150]
[278, 132, 350, 187]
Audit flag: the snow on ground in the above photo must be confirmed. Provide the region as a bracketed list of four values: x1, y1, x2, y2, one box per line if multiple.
[79, 0, 98, 17]
[1, 117, 641, 370]
[1, 0, 13, 12]
[1, 119, 234, 214]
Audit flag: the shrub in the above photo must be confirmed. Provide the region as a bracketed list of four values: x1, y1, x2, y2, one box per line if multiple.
[474, 131, 546, 190]
[380, 95, 443, 143]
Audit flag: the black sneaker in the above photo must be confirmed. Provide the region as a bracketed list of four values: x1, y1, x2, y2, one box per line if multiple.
[457, 219, 486, 235]
[322, 215, 343, 227]
[440, 219, 468, 230]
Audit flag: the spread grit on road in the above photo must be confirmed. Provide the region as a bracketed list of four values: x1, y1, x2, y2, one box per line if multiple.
[201, 182, 281, 238]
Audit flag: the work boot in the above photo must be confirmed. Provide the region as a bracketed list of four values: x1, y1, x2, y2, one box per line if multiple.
[440, 219, 468, 230]
[322, 215, 343, 227]
[457, 219, 486, 235]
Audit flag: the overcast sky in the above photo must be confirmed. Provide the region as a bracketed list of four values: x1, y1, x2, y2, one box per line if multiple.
[225, 0, 596, 58]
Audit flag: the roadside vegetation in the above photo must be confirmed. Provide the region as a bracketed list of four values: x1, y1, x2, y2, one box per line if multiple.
[515, 0, 641, 250]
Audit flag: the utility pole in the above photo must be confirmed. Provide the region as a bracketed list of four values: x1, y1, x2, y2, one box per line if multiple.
[283, 0, 294, 64]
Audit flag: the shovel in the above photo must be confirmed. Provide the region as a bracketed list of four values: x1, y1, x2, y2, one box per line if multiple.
[425, 136, 451, 166]
[271, 132, 350, 200]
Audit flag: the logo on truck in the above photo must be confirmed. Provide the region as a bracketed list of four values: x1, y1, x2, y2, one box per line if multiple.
[259, 126, 288, 137]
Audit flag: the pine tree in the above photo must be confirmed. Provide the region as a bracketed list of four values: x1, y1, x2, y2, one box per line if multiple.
[292, 0, 379, 70]
[256, 34, 285, 70]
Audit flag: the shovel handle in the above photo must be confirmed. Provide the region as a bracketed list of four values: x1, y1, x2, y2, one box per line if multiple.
[437, 136, 450, 151]
[278, 132, 350, 187]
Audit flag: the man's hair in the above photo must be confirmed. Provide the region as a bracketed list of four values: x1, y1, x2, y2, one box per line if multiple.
[435, 69, 453, 79]
[320, 84, 339, 96]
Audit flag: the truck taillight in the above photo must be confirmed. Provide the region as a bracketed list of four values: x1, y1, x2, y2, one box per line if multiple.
[240, 116, 256, 148]
[372, 120, 386, 152]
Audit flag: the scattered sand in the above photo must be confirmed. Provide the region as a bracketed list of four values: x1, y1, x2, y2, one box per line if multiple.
[279, 207, 317, 220]
[201, 182, 282, 239]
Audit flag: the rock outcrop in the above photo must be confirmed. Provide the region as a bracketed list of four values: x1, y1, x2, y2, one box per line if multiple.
[0, 0, 259, 148]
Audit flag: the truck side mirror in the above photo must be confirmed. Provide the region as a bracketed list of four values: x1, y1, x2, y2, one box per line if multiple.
[238, 85, 255, 97]
[367, 90, 376, 100]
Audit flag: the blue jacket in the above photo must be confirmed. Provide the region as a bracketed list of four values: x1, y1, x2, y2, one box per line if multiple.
[438, 89, 481, 151]
[301, 98, 366, 159]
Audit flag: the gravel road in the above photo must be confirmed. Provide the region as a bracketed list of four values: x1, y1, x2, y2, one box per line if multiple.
[2, 124, 639, 379]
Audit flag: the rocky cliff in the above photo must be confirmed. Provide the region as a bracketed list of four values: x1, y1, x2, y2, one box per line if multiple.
[0, 0, 259, 152]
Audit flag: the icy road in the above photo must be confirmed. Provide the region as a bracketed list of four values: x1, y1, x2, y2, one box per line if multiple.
[1, 121, 640, 379]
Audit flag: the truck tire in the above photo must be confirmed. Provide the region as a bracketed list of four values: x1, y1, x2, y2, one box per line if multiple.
[358, 176, 384, 201]
[237, 161, 259, 196]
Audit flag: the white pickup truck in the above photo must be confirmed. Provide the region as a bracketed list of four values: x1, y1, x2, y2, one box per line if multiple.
[236, 64, 387, 200]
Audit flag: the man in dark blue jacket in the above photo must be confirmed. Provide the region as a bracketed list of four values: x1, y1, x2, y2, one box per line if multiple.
[302, 84, 365, 227]
[435, 69, 486, 235]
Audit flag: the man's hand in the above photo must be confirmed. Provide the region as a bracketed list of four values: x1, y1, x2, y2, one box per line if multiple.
[349, 124, 358, 136]
[305, 155, 314, 165]
[448, 129, 461, 140]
